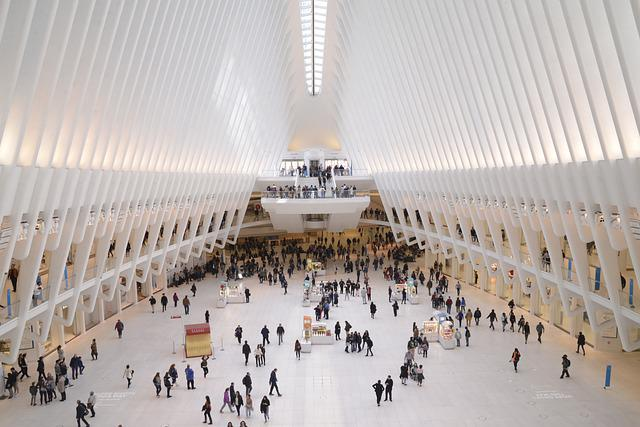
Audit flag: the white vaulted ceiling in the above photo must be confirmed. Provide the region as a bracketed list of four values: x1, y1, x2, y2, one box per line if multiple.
[333, 0, 640, 172]
[0, 0, 295, 175]
[2, 0, 640, 360]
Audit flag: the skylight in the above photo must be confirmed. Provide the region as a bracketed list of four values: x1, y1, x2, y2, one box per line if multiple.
[299, 0, 327, 96]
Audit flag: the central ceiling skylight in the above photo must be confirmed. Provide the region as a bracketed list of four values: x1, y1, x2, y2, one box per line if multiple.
[299, 0, 327, 96]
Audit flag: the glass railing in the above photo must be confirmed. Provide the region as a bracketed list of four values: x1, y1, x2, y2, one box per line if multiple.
[261, 189, 368, 199]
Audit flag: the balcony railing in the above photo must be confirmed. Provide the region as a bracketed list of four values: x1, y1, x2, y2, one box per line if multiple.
[261, 189, 369, 199]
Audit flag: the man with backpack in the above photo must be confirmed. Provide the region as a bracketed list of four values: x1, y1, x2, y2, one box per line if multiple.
[76, 400, 90, 426]
[560, 354, 571, 378]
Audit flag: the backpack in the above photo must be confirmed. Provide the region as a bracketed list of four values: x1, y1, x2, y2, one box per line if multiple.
[566, 359, 571, 367]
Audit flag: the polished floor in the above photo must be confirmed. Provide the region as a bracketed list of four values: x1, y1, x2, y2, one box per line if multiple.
[2, 258, 640, 427]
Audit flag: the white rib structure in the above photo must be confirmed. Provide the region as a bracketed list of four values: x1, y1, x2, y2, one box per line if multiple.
[1, 0, 640, 361]
[333, 0, 640, 351]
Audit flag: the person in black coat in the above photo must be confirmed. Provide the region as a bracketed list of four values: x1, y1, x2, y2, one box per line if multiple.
[370, 302, 377, 319]
[384, 376, 393, 401]
[160, 293, 168, 312]
[372, 380, 384, 406]
[242, 341, 251, 366]
[76, 400, 90, 426]
[576, 332, 586, 355]
[400, 365, 409, 385]
[261, 325, 270, 346]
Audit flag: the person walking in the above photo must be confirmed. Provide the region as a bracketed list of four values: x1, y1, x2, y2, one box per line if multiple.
[560, 354, 571, 378]
[473, 308, 481, 326]
[255, 345, 263, 367]
[536, 322, 545, 343]
[511, 348, 521, 372]
[87, 391, 96, 417]
[501, 313, 508, 332]
[173, 292, 179, 308]
[185, 364, 195, 390]
[294, 340, 301, 360]
[191, 283, 197, 297]
[365, 336, 374, 356]
[75, 400, 90, 427]
[523, 322, 531, 344]
[372, 380, 384, 406]
[456, 310, 464, 327]
[153, 372, 162, 397]
[242, 372, 252, 395]
[205, 310, 210, 324]
[245, 393, 253, 418]
[219, 388, 233, 413]
[182, 295, 190, 315]
[388, 285, 392, 302]
[160, 293, 168, 311]
[242, 341, 252, 366]
[114, 319, 124, 338]
[334, 321, 341, 340]
[465, 309, 473, 327]
[487, 309, 497, 330]
[400, 365, 408, 385]
[517, 315, 525, 333]
[123, 365, 134, 388]
[276, 324, 285, 345]
[245, 287, 251, 303]
[202, 395, 213, 424]
[454, 328, 462, 347]
[201, 356, 209, 378]
[455, 280, 461, 296]
[260, 395, 271, 422]
[235, 325, 243, 344]
[261, 325, 270, 346]
[268, 368, 281, 396]
[464, 327, 471, 346]
[370, 301, 377, 319]
[149, 295, 156, 313]
[576, 332, 586, 355]
[384, 375, 393, 402]
[235, 391, 244, 416]
[392, 300, 399, 317]
[415, 365, 424, 386]
[163, 372, 173, 398]
[29, 381, 37, 406]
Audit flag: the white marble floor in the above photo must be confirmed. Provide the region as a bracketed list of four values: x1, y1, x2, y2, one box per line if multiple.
[2, 259, 640, 427]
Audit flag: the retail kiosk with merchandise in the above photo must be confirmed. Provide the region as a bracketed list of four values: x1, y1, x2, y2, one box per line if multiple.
[310, 322, 334, 345]
[422, 320, 439, 342]
[217, 280, 245, 307]
[226, 281, 245, 303]
[300, 315, 313, 353]
[306, 260, 326, 276]
[391, 283, 408, 301]
[303, 280, 322, 304]
[438, 320, 456, 350]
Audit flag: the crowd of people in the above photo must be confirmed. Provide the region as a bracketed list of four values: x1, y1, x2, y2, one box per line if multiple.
[264, 184, 359, 199]
[1, 230, 593, 426]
